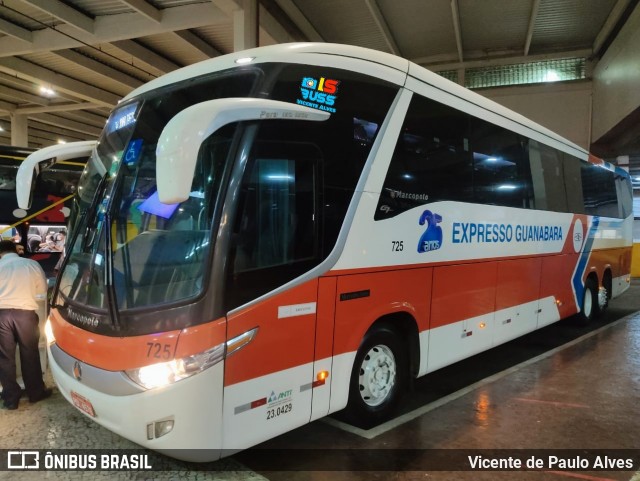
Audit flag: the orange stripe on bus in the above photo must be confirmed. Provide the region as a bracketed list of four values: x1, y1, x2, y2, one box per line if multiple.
[174, 317, 227, 359]
[52, 309, 228, 371]
[224, 280, 319, 387]
[50, 309, 180, 371]
[431, 262, 497, 328]
[51, 242, 631, 379]
[334, 268, 432, 356]
[315, 277, 337, 362]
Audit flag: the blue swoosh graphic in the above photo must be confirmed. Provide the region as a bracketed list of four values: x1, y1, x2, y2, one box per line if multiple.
[572, 217, 600, 308]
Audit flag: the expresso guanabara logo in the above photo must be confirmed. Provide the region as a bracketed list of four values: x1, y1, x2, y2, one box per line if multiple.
[297, 76, 340, 113]
[417, 210, 443, 253]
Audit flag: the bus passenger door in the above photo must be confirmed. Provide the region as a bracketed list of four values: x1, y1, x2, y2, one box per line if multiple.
[220, 146, 321, 450]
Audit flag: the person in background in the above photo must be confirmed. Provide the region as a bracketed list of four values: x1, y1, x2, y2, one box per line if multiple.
[53, 230, 66, 252]
[0, 240, 51, 410]
[38, 233, 56, 252]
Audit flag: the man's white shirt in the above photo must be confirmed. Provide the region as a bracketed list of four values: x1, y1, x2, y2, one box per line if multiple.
[0, 253, 48, 311]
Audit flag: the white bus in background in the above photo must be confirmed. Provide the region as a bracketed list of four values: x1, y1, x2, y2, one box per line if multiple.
[16, 43, 632, 461]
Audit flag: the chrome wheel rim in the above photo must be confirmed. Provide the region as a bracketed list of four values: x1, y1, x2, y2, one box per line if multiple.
[358, 344, 396, 407]
[598, 287, 608, 309]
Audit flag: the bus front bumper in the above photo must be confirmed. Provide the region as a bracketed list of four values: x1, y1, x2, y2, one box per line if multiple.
[48, 343, 225, 462]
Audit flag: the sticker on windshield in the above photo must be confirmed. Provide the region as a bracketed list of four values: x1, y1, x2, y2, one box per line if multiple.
[124, 139, 143, 167]
[297, 76, 340, 113]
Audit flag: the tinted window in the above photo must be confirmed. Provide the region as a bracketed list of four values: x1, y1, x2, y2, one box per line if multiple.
[234, 148, 318, 272]
[616, 172, 632, 218]
[529, 139, 567, 212]
[376, 95, 472, 220]
[582, 163, 619, 217]
[0, 165, 16, 191]
[37, 166, 83, 196]
[376, 94, 535, 219]
[469, 117, 532, 208]
[563, 154, 585, 214]
[225, 139, 320, 310]
[377, 93, 630, 221]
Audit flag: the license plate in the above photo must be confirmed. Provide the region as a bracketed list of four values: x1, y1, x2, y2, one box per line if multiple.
[71, 391, 96, 417]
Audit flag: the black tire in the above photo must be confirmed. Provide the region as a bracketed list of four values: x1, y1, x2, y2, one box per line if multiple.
[578, 277, 599, 325]
[344, 324, 407, 424]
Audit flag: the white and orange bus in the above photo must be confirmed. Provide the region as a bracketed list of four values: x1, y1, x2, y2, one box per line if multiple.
[16, 43, 632, 461]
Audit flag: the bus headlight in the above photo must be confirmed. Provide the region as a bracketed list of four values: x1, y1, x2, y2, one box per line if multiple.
[44, 319, 56, 345]
[125, 327, 258, 390]
[126, 343, 225, 390]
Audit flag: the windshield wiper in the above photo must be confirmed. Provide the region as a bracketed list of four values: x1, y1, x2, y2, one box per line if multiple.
[103, 212, 121, 330]
[82, 173, 110, 250]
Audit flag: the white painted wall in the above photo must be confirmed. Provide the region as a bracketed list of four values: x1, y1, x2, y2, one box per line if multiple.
[479, 81, 592, 150]
[592, 3, 640, 143]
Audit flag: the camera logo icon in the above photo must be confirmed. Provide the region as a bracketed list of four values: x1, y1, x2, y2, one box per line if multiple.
[7, 451, 40, 469]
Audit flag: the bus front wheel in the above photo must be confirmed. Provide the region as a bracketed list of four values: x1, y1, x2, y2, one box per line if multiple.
[345, 324, 406, 424]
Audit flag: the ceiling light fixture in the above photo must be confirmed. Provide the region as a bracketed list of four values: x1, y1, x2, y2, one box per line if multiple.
[40, 86, 55, 96]
[542, 70, 560, 82]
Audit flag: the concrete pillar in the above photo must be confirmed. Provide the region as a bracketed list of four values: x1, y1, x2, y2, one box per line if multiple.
[457, 68, 466, 87]
[233, 0, 258, 52]
[10, 113, 28, 147]
[616, 154, 629, 172]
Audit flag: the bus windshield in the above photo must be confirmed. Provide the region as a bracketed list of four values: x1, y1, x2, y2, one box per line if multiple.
[58, 70, 259, 313]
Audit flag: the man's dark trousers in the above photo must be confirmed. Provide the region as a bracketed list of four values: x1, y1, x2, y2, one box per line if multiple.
[0, 309, 45, 405]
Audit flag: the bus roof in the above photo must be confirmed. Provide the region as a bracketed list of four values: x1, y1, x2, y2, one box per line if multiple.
[121, 42, 410, 102]
[121, 42, 587, 159]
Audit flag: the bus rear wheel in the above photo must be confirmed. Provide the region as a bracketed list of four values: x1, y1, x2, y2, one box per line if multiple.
[579, 277, 600, 324]
[345, 324, 406, 424]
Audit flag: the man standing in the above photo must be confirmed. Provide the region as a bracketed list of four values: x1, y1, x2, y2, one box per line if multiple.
[0, 240, 51, 410]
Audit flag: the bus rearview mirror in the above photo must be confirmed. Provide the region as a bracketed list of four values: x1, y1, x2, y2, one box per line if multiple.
[16, 140, 97, 209]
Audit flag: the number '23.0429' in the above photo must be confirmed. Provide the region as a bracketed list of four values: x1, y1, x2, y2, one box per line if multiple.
[267, 403, 292, 420]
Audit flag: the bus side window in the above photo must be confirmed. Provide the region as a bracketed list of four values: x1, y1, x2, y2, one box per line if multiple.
[529, 139, 568, 212]
[468, 116, 532, 209]
[616, 173, 633, 219]
[581, 163, 619, 218]
[0, 165, 17, 190]
[563, 154, 586, 214]
[226, 144, 320, 311]
[375, 94, 473, 220]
